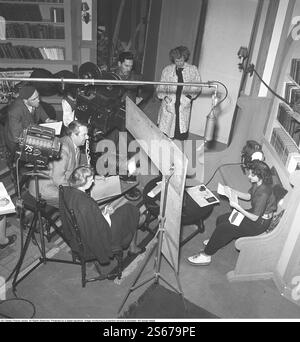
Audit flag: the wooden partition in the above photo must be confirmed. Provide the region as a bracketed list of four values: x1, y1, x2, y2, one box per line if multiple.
[126, 97, 187, 272]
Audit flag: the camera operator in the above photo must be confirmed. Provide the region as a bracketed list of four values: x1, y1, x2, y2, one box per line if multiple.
[5, 85, 55, 157]
[28, 120, 89, 207]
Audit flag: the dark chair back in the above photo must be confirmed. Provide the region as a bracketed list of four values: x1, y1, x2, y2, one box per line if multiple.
[58, 185, 123, 284]
[59, 185, 86, 259]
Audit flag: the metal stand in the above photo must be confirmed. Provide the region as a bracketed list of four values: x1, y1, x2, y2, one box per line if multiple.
[11, 165, 76, 293]
[118, 167, 186, 313]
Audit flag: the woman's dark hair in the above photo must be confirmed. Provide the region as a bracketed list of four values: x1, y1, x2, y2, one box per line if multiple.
[169, 46, 190, 63]
[248, 160, 273, 185]
[69, 165, 94, 188]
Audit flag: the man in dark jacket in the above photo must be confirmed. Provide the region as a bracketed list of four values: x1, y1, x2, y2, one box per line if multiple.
[5, 85, 53, 155]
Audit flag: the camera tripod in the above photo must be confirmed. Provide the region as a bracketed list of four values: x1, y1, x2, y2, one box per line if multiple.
[11, 164, 73, 293]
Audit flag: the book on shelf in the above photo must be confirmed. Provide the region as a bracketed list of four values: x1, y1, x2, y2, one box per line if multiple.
[290, 88, 300, 108]
[0, 42, 65, 60]
[0, 3, 42, 22]
[285, 83, 298, 104]
[285, 82, 294, 102]
[276, 102, 300, 140]
[271, 128, 299, 165]
[50, 7, 64, 23]
[277, 102, 293, 132]
[291, 121, 300, 147]
[6, 22, 65, 39]
[290, 58, 300, 84]
[4, 1, 64, 2]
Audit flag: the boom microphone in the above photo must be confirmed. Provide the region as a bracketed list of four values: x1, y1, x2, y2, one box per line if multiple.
[204, 111, 217, 142]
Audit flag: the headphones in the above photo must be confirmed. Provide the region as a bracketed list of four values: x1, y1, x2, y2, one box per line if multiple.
[241, 140, 265, 173]
[251, 151, 264, 161]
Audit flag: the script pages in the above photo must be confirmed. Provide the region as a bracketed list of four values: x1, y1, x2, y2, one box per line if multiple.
[39, 121, 62, 135]
[90, 175, 121, 202]
[186, 184, 219, 207]
[0, 182, 15, 215]
[217, 183, 244, 226]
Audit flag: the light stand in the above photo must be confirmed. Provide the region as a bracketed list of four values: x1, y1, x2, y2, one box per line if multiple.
[118, 166, 186, 313]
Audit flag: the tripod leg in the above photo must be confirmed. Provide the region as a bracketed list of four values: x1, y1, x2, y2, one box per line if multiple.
[118, 238, 158, 313]
[161, 230, 187, 311]
[37, 209, 46, 262]
[12, 218, 38, 291]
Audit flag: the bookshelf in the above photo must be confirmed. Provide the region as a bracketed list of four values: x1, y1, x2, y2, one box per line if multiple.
[0, 0, 97, 111]
[0, 0, 82, 73]
[264, 15, 300, 174]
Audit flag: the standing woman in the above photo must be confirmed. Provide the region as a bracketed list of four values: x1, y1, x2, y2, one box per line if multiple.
[156, 46, 201, 140]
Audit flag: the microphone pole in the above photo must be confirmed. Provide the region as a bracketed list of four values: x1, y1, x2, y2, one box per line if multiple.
[204, 87, 218, 143]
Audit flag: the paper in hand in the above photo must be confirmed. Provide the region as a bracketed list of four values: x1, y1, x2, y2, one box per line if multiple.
[229, 209, 244, 226]
[40, 121, 62, 135]
[90, 176, 121, 201]
[217, 183, 238, 204]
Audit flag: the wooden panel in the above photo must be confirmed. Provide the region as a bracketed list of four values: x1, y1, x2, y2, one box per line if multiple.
[126, 97, 187, 272]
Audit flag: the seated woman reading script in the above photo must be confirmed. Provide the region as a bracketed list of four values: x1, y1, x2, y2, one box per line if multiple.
[59, 165, 142, 265]
[187, 160, 277, 266]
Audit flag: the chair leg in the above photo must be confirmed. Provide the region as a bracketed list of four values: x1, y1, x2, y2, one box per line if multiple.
[115, 251, 123, 280]
[196, 219, 205, 233]
[71, 251, 77, 262]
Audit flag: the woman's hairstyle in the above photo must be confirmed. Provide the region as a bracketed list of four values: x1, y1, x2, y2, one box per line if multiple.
[68, 165, 94, 188]
[248, 160, 273, 185]
[65, 120, 87, 136]
[169, 46, 190, 63]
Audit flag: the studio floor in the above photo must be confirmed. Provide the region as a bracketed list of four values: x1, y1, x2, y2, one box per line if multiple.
[1, 98, 300, 320]
[1, 178, 300, 320]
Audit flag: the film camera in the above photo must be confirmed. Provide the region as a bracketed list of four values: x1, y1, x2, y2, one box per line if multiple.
[17, 124, 61, 166]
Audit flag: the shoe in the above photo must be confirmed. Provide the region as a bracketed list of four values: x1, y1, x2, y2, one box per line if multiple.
[203, 239, 209, 246]
[0, 234, 17, 249]
[187, 252, 211, 266]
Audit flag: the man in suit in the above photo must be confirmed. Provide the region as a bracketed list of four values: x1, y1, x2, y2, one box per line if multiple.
[5, 85, 54, 155]
[28, 121, 89, 207]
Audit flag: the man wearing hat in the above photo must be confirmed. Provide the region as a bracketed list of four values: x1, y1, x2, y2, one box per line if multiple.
[5, 85, 54, 155]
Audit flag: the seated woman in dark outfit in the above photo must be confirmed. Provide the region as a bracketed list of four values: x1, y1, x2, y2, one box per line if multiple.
[187, 160, 277, 266]
[59, 165, 141, 265]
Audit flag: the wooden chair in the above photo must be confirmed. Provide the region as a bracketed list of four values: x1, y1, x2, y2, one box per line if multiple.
[58, 185, 123, 287]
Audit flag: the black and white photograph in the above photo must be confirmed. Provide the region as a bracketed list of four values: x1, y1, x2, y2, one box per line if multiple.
[0, 0, 300, 323]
